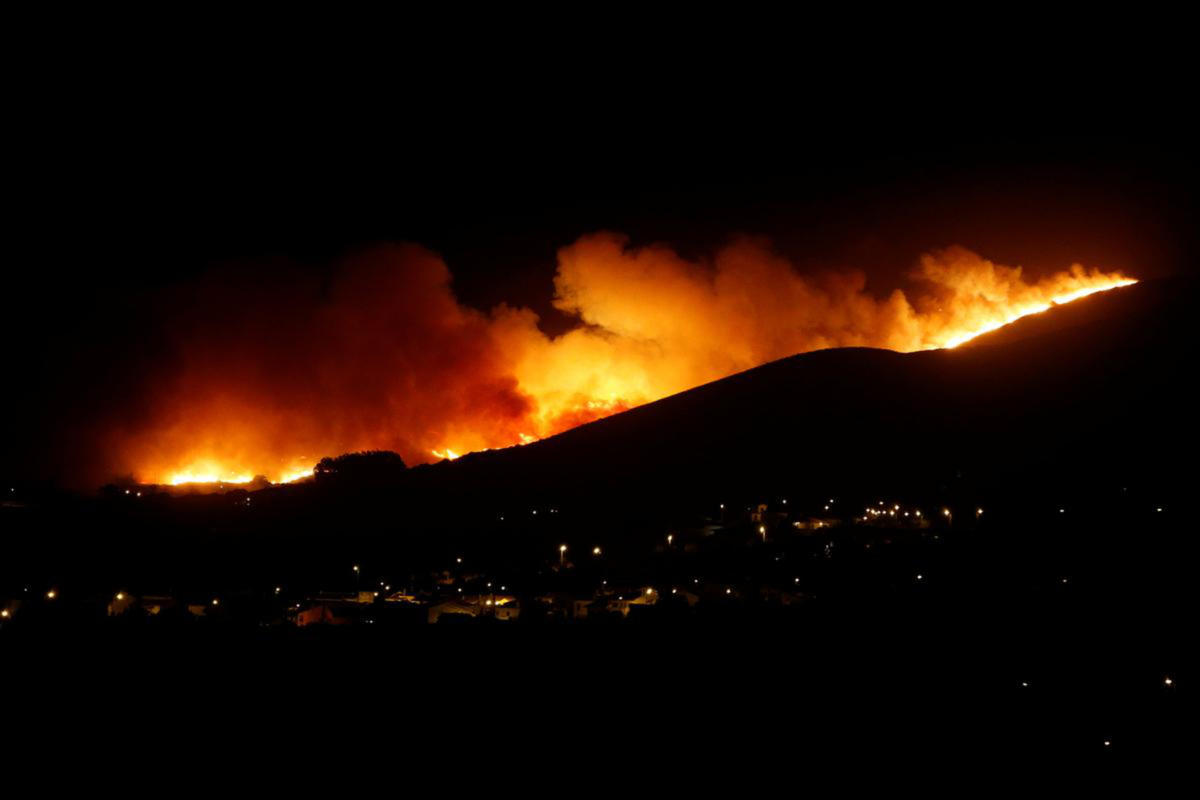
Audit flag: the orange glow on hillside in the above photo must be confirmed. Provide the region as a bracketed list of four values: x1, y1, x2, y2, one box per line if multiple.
[114, 237, 1136, 487]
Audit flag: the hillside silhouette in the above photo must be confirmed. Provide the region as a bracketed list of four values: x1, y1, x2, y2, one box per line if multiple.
[399, 277, 1195, 512]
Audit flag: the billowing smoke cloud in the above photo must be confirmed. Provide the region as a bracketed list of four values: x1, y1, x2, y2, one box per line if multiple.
[101, 233, 1132, 486]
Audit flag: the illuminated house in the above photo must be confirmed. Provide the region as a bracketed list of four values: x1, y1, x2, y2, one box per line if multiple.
[604, 588, 659, 617]
[428, 599, 477, 624]
[792, 517, 839, 531]
[535, 592, 588, 620]
[293, 592, 376, 626]
[428, 594, 519, 623]
[107, 593, 177, 617]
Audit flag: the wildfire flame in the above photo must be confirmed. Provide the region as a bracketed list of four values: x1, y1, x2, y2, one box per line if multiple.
[165, 460, 315, 486]
[112, 237, 1135, 487]
[937, 278, 1138, 348]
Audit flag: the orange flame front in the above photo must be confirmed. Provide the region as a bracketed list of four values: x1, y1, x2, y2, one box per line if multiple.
[114, 237, 1135, 486]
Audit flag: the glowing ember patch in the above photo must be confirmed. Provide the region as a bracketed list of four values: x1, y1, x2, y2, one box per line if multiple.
[166, 470, 255, 486]
[162, 459, 315, 486]
[431, 448, 461, 461]
[276, 467, 314, 484]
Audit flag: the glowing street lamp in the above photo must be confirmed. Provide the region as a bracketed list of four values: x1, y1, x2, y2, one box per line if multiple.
[593, 546, 602, 556]
[559, 544, 567, 566]
[759, 525, 766, 542]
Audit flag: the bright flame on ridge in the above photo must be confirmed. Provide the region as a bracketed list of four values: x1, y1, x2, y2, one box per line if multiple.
[939, 278, 1138, 348]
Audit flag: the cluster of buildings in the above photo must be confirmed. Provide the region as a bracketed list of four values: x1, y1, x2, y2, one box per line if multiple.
[7, 493, 1105, 631]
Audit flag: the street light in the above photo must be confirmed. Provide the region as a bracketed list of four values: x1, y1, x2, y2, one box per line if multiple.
[559, 544, 567, 566]
[593, 546, 602, 556]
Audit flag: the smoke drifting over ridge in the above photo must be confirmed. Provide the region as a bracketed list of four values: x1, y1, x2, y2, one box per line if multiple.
[99, 233, 1133, 487]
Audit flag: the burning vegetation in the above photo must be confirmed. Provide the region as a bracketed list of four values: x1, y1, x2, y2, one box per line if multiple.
[107, 234, 1134, 487]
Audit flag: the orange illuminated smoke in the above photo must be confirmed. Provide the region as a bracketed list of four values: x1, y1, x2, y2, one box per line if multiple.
[114, 237, 1136, 487]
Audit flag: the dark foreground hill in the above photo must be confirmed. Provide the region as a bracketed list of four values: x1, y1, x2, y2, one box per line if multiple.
[410, 277, 1196, 512]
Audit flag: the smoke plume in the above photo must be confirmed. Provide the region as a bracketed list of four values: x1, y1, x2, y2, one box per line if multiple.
[101, 233, 1133, 486]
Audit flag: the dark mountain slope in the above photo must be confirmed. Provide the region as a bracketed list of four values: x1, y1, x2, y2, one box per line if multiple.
[407, 278, 1196, 509]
